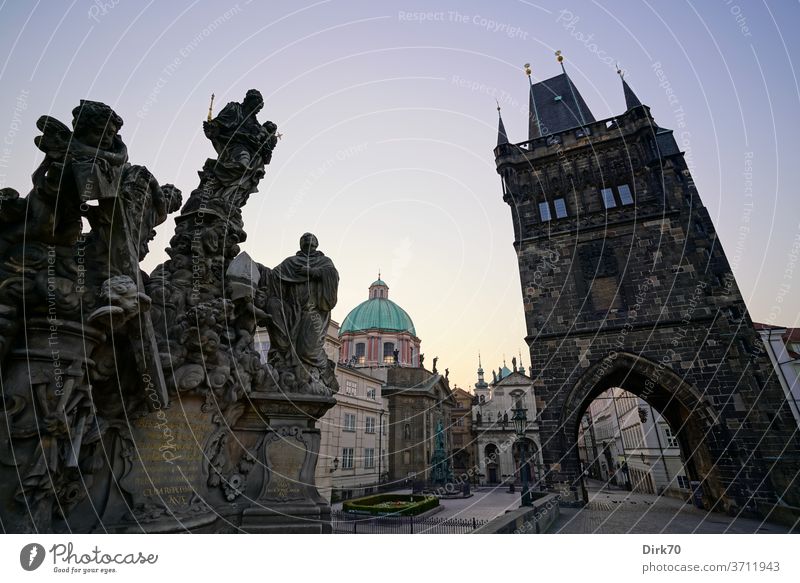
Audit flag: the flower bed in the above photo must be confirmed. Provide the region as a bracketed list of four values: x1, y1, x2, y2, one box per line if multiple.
[342, 494, 439, 516]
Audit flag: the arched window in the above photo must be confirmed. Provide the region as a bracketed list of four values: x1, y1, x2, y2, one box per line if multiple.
[383, 342, 395, 364]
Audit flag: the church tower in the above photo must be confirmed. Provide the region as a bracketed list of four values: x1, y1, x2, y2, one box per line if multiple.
[494, 58, 800, 520]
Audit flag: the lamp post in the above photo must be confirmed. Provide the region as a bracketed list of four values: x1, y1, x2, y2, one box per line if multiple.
[512, 406, 532, 506]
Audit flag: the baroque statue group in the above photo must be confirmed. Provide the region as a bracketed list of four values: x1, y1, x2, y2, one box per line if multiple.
[0, 89, 340, 533]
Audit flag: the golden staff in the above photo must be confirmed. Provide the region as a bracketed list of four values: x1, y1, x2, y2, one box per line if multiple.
[207, 93, 215, 122]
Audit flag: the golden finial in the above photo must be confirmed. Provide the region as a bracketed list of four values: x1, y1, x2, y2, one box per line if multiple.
[496, 98, 501, 113]
[555, 50, 564, 64]
[616, 64, 625, 79]
[524, 62, 532, 77]
[207, 93, 215, 122]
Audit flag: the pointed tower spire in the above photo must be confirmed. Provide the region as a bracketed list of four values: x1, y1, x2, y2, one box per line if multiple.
[496, 101, 508, 146]
[618, 67, 642, 110]
[557, 50, 588, 127]
[476, 353, 487, 389]
[525, 62, 541, 140]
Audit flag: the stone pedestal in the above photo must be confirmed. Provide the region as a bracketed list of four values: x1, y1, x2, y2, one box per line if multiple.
[235, 392, 335, 533]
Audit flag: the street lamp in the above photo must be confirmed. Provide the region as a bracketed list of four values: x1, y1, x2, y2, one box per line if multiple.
[330, 457, 339, 473]
[512, 406, 532, 506]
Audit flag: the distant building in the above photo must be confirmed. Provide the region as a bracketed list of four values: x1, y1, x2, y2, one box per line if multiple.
[471, 357, 541, 487]
[450, 386, 476, 479]
[382, 366, 455, 485]
[338, 278, 421, 369]
[754, 323, 800, 430]
[582, 388, 689, 498]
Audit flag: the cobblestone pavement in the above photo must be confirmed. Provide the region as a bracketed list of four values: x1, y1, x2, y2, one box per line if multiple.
[551, 480, 791, 534]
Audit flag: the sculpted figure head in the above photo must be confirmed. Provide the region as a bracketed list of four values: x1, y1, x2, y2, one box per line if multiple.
[299, 232, 319, 255]
[243, 89, 264, 117]
[71, 100, 123, 150]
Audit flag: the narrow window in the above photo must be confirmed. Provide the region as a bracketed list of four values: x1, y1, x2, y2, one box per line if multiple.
[601, 188, 616, 209]
[618, 184, 634, 205]
[538, 201, 552, 221]
[554, 198, 568, 218]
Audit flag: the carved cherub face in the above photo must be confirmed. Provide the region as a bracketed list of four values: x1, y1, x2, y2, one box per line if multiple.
[71, 101, 123, 150]
[101, 275, 141, 314]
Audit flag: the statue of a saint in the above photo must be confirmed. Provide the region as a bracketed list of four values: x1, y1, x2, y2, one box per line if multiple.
[262, 233, 339, 393]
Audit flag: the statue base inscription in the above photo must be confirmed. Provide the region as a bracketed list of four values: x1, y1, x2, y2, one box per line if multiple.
[234, 392, 335, 534]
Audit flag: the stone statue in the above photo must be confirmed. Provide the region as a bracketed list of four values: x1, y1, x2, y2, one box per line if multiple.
[432, 356, 439, 373]
[492, 370, 498, 383]
[512, 356, 517, 371]
[419, 353, 425, 367]
[429, 418, 453, 486]
[260, 233, 339, 395]
[445, 368, 449, 379]
[203, 89, 278, 186]
[393, 348, 399, 364]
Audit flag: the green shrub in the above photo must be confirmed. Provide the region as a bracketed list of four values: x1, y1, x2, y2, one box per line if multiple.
[342, 493, 439, 516]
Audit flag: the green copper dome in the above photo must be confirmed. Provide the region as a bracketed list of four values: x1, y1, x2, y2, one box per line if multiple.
[340, 278, 416, 336]
[340, 298, 416, 336]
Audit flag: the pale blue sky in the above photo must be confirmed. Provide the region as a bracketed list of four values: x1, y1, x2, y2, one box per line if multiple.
[1, 0, 798, 391]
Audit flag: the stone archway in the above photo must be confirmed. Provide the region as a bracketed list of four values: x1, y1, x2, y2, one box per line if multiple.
[549, 352, 734, 511]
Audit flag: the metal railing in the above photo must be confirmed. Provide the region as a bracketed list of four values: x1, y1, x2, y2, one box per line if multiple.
[331, 511, 487, 534]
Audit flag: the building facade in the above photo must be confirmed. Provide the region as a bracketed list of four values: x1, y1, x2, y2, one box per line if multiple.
[494, 64, 800, 518]
[382, 366, 455, 485]
[755, 323, 800, 430]
[449, 386, 476, 479]
[582, 388, 689, 498]
[311, 322, 388, 502]
[472, 359, 541, 487]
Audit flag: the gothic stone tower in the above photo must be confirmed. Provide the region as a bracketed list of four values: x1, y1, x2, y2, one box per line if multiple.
[494, 67, 800, 521]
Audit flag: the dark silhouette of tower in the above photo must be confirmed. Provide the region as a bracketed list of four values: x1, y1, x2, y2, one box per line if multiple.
[494, 66, 799, 522]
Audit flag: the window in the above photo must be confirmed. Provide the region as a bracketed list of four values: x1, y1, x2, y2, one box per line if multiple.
[364, 448, 375, 468]
[366, 386, 376, 400]
[365, 416, 376, 434]
[383, 342, 395, 364]
[618, 184, 634, 205]
[788, 341, 800, 353]
[554, 198, 568, 218]
[455, 417, 463, 427]
[345, 379, 357, 396]
[677, 475, 690, 489]
[601, 188, 617, 209]
[663, 426, 679, 448]
[343, 412, 356, 432]
[341, 448, 354, 469]
[600, 184, 634, 208]
[538, 201, 552, 221]
[355, 342, 366, 364]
